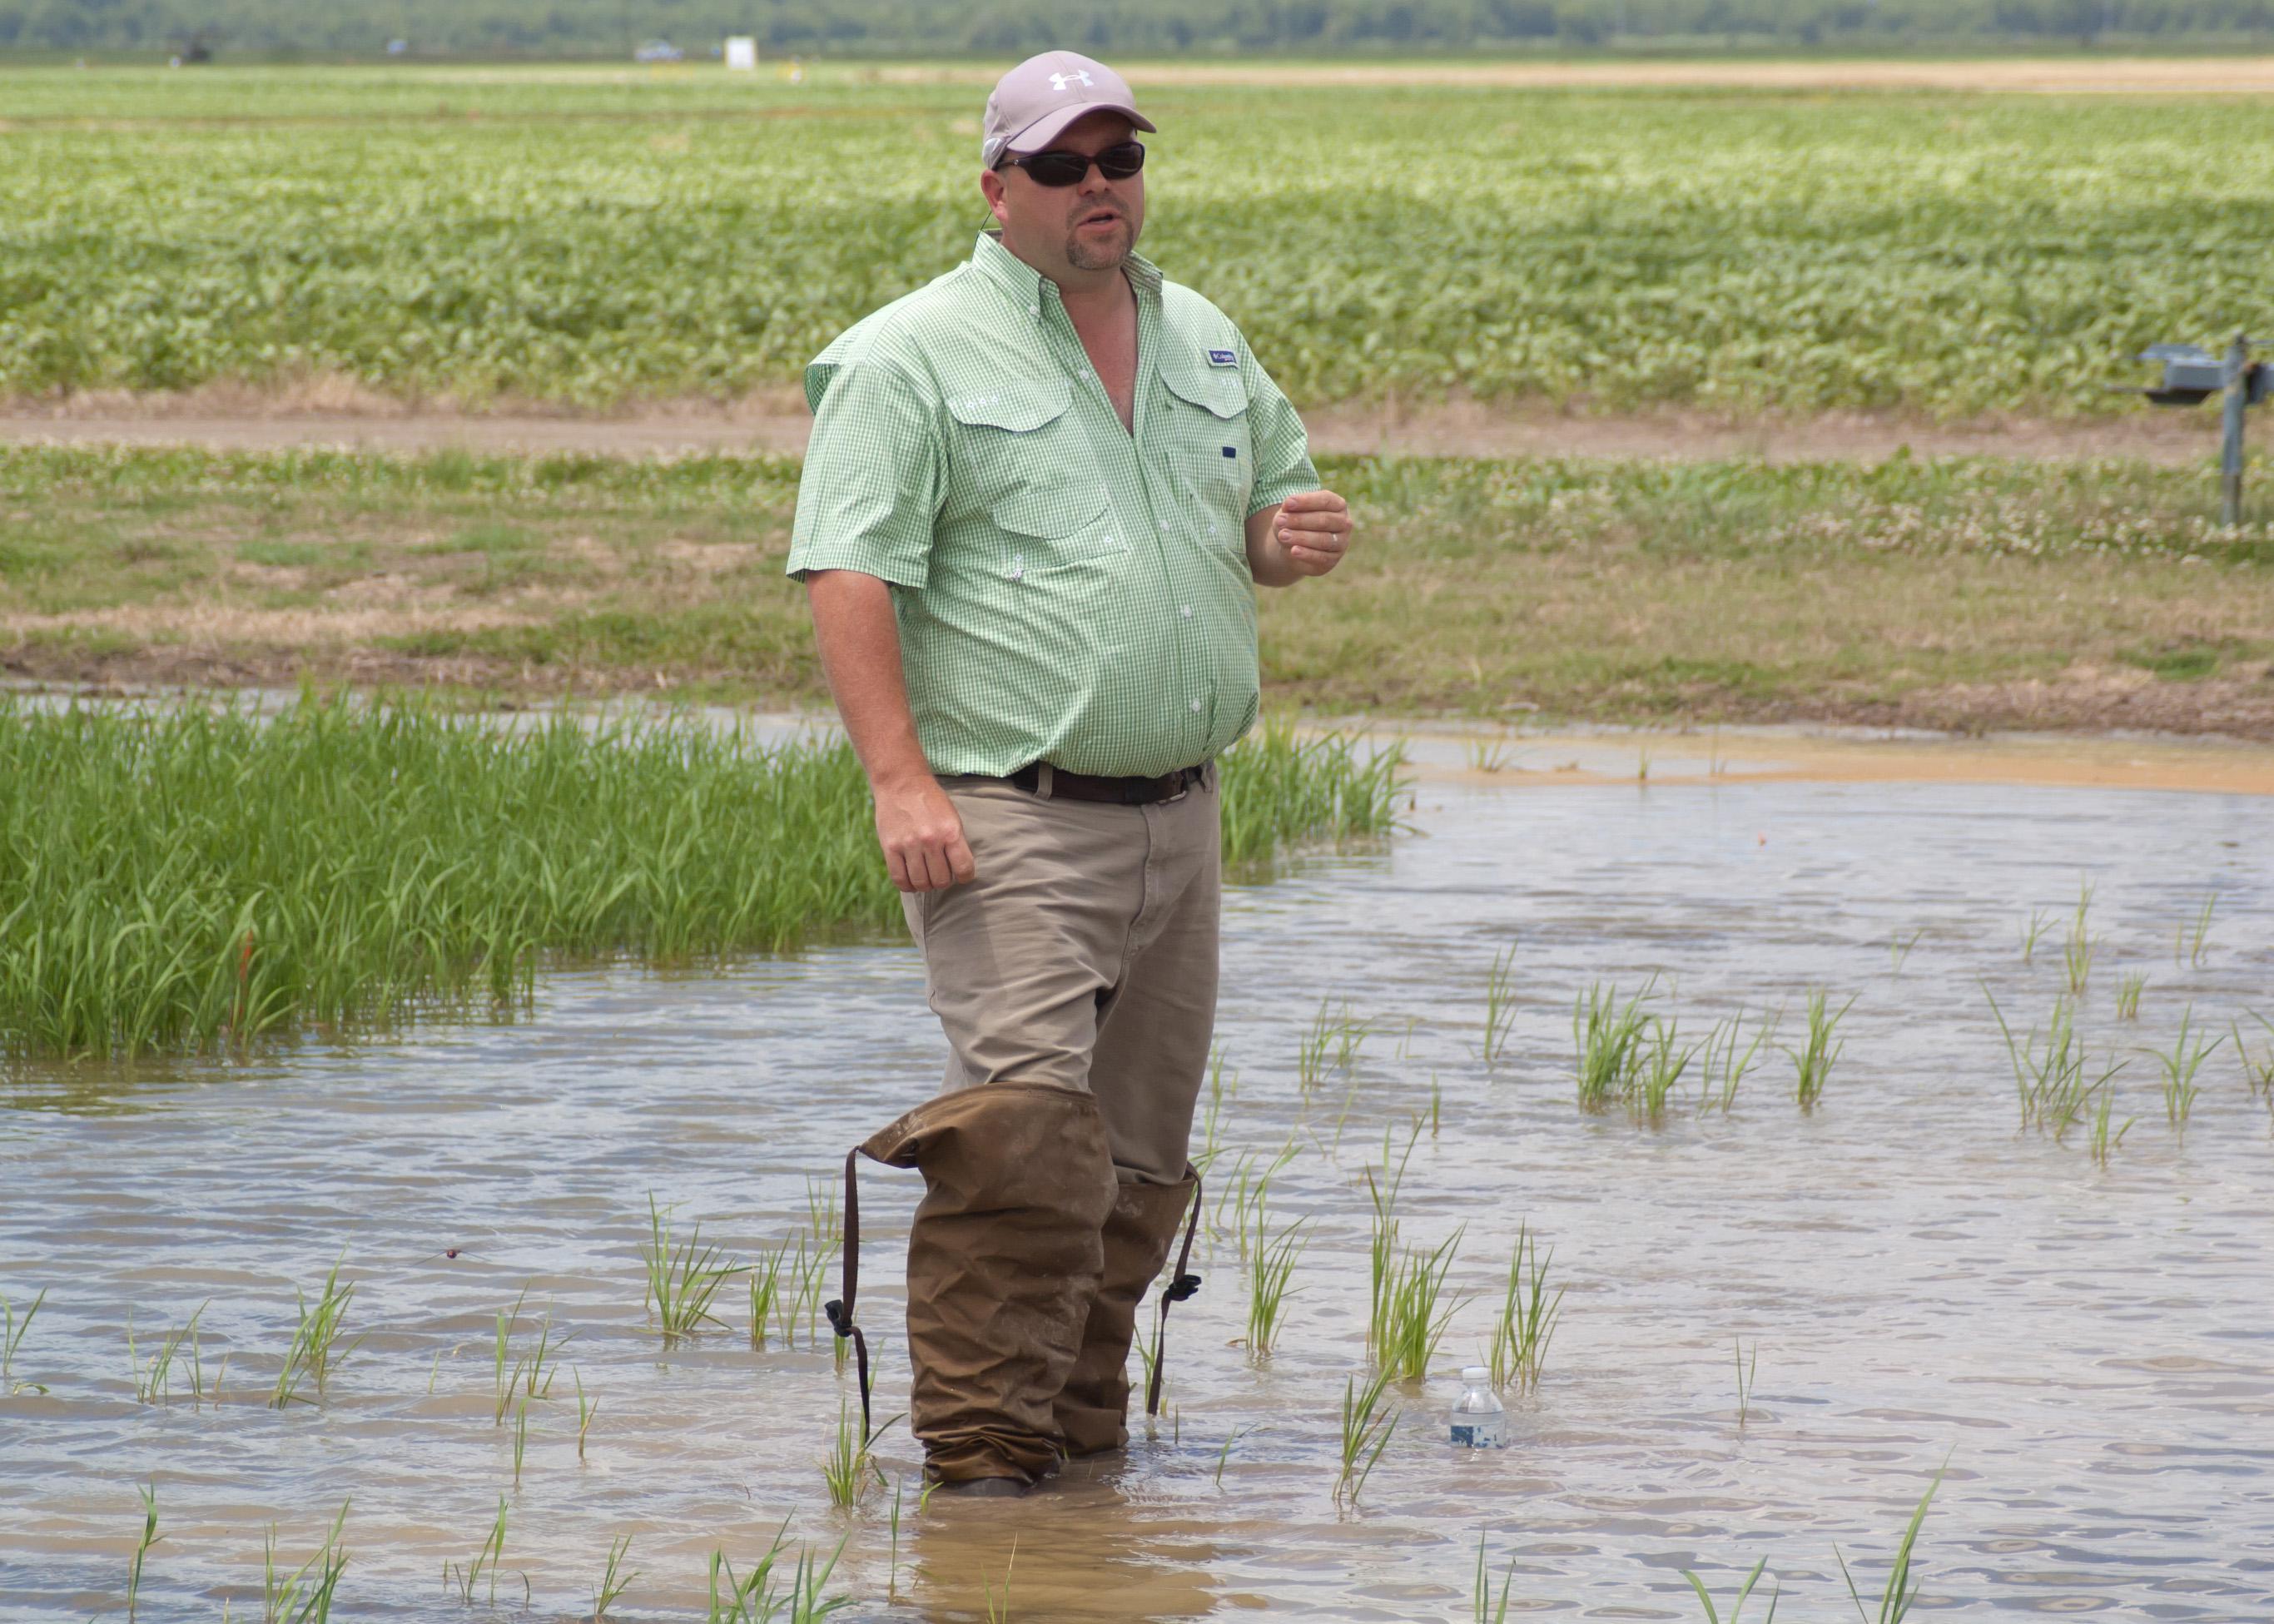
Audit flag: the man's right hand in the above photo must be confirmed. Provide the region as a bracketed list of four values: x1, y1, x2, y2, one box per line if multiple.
[874, 775, 977, 893]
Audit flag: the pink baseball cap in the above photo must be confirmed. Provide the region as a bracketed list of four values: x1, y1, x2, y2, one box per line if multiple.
[981, 52, 1154, 168]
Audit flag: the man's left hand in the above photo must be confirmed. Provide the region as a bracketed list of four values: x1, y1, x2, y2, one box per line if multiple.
[1274, 489, 1353, 576]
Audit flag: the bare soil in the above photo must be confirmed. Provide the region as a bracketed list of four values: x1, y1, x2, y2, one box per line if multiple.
[0, 391, 2216, 465]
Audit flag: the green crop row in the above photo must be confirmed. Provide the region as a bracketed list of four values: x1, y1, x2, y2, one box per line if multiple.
[2, 66, 2271, 415]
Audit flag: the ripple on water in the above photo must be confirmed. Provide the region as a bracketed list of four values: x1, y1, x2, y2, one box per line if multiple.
[3, 779, 2272, 1617]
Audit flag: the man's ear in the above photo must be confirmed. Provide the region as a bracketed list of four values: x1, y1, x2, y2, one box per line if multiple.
[978, 169, 1010, 226]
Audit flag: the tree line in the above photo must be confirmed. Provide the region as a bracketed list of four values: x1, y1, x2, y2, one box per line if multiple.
[6, 0, 2272, 55]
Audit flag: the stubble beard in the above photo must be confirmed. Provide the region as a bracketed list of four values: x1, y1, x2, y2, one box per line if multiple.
[1064, 218, 1134, 273]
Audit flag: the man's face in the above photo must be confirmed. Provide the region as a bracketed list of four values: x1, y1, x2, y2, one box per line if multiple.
[981, 112, 1144, 280]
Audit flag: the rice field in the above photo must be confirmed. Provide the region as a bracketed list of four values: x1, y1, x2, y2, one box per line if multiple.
[4, 63, 2273, 415]
[0, 698, 1401, 1061]
[5, 763, 2269, 1617]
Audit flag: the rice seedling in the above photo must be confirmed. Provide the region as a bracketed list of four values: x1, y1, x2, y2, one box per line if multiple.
[642, 1194, 746, 1344]
[272, 1252, 360, 1409]
[1194, 1050, 1235, 1178]
[2233, 1013, 2274, 1097]
[591, 1535, 636, 1623]
[1888, 930, 1923, 974]
[1786, 989, 1858, 1111]
[1835, 1466, 1945, 1624]
[983, 1541, 1016, 1624]
[673, 1538, 848, 1624]
[1697, 1006, 1780, 1115]
[821, 1398, 902, 1509]
[446, 1496, 509, 1606]
[2115, 973, 2146, 1021]
[1473, 1533, 1517, 1623]
[1428, 1076, 1442, 1135]
[1680, 1557, 1774, 1624]
[126, 1482, 161, 1623]
[1298, 1000, 1372, 1095]
[491, 1288, 567, 1423]
[747, 1243, 787, 1350]
[2, 1287, 45, 1395]
[1377, 1230, 1467, 1383]
[2177, 895, 2216, 967]
[511, 1395, 530, 1487]
[1465, 738, 1517, 774]
[1481, 945, 1518, 1065]
[1636, 746, 1654, 783]
[2088, 1077, 2134, 1167]
[1220, 1140, 1298, 1260]
[1632, 1019, 1700, 1124]
[1735, 1339, 1757, 1428]
[1488, 1221, 1563, 1394]
[1573, 981, 1658, 1112]
[1982, 986, 2120, 1140]
[128, 1300, 214, 1406]
[261, 1498, 350, 1624]
[2148, 1006, 2224, 1130]
[2018, 909, 2052, 962]
[1333, 1368, 1400, 1508]
[2063, 884, 2098, 995]
[1244, 1210, 1308, 1363]
[573, 1368, 597, 1462]
[1212, 1423, 1259, 1488]
[1363, 1125, 1422, 1358]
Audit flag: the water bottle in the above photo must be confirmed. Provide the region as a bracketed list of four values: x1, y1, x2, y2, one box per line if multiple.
[1449, 1366, 1506, 1449]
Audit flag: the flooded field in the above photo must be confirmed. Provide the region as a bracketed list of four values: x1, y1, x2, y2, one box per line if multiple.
[4, 751, 2272, 1620]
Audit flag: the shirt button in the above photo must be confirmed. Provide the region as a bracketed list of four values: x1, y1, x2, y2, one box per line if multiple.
[1189, 698, 1202, 713]
[1179, 604, 1192, 618]
[1158, 519, 1170, 531]
[1030, 304, 1040, 316]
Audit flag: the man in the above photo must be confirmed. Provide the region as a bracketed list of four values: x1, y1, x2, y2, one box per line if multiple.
[789, 51, 1353, 1495]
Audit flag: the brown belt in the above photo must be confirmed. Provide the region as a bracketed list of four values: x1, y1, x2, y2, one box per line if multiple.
[992, 761, 1209, 806]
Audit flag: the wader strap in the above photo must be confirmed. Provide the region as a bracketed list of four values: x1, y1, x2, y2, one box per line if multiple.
[822, 1145, 871, 1437]
[1146, 1174, 1204, 1418]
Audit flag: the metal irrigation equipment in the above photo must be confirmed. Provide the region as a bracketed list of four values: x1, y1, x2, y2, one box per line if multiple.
[2132, 334, 2272, 524]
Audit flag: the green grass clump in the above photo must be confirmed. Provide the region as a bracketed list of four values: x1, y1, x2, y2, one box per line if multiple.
[1786, 989, 1858, 1111]
[0, 697, 1398, 1061]
[641, 1195, 745, 1345]
[272, 1254, 360, 1410]
[1489, 1221, 1563, 1395]
[1573, 982, 1657, 1113]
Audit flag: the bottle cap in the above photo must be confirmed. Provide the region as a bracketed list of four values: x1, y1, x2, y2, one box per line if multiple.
[1462, 1365, 1489, 1383]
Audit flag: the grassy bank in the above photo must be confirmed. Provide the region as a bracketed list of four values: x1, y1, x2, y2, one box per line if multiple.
[4, 445, 2271, 736]
[0, 699, 1399, 1061]
[4, 64, 2272, 415]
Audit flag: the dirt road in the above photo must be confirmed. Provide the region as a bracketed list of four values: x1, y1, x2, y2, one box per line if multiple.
[0, 399, 2215, 464]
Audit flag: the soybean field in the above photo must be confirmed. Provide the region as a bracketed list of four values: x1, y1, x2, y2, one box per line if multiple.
[4, 62, 2273, 415]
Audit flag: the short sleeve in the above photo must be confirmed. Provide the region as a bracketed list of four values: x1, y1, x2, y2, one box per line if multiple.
[1238, 335, 1318, 518]
[787, 358, 944, 589]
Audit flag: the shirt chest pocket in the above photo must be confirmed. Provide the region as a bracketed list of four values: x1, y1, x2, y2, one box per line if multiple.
[1158, 364, 1254, 537]
[945, 382, 1124, 574]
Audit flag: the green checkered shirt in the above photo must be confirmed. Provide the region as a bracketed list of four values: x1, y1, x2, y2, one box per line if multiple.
[787, 231, 1318, 779]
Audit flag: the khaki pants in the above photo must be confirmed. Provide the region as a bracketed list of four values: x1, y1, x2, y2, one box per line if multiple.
[900, 769, 1220, 1187]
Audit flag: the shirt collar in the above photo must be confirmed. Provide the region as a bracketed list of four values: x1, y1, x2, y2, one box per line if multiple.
[971, 231, 1162, 310]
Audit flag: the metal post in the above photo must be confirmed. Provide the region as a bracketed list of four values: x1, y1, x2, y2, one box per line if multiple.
[2221, 331, 2248, 526]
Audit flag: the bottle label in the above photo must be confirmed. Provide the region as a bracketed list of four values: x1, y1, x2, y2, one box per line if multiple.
[1450, 1423, 1479, 1448]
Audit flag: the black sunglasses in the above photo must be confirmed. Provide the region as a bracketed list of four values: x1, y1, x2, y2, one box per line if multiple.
[996, 141, 1145, 188]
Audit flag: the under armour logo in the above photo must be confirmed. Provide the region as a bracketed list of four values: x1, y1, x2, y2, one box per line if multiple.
[1049, 70, 1094, 92]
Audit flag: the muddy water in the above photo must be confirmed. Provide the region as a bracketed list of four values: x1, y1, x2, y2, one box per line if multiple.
[4, 772, 2272, 1621]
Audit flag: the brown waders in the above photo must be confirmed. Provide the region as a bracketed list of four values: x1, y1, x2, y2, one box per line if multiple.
[827, 1086, 1202, 1484]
